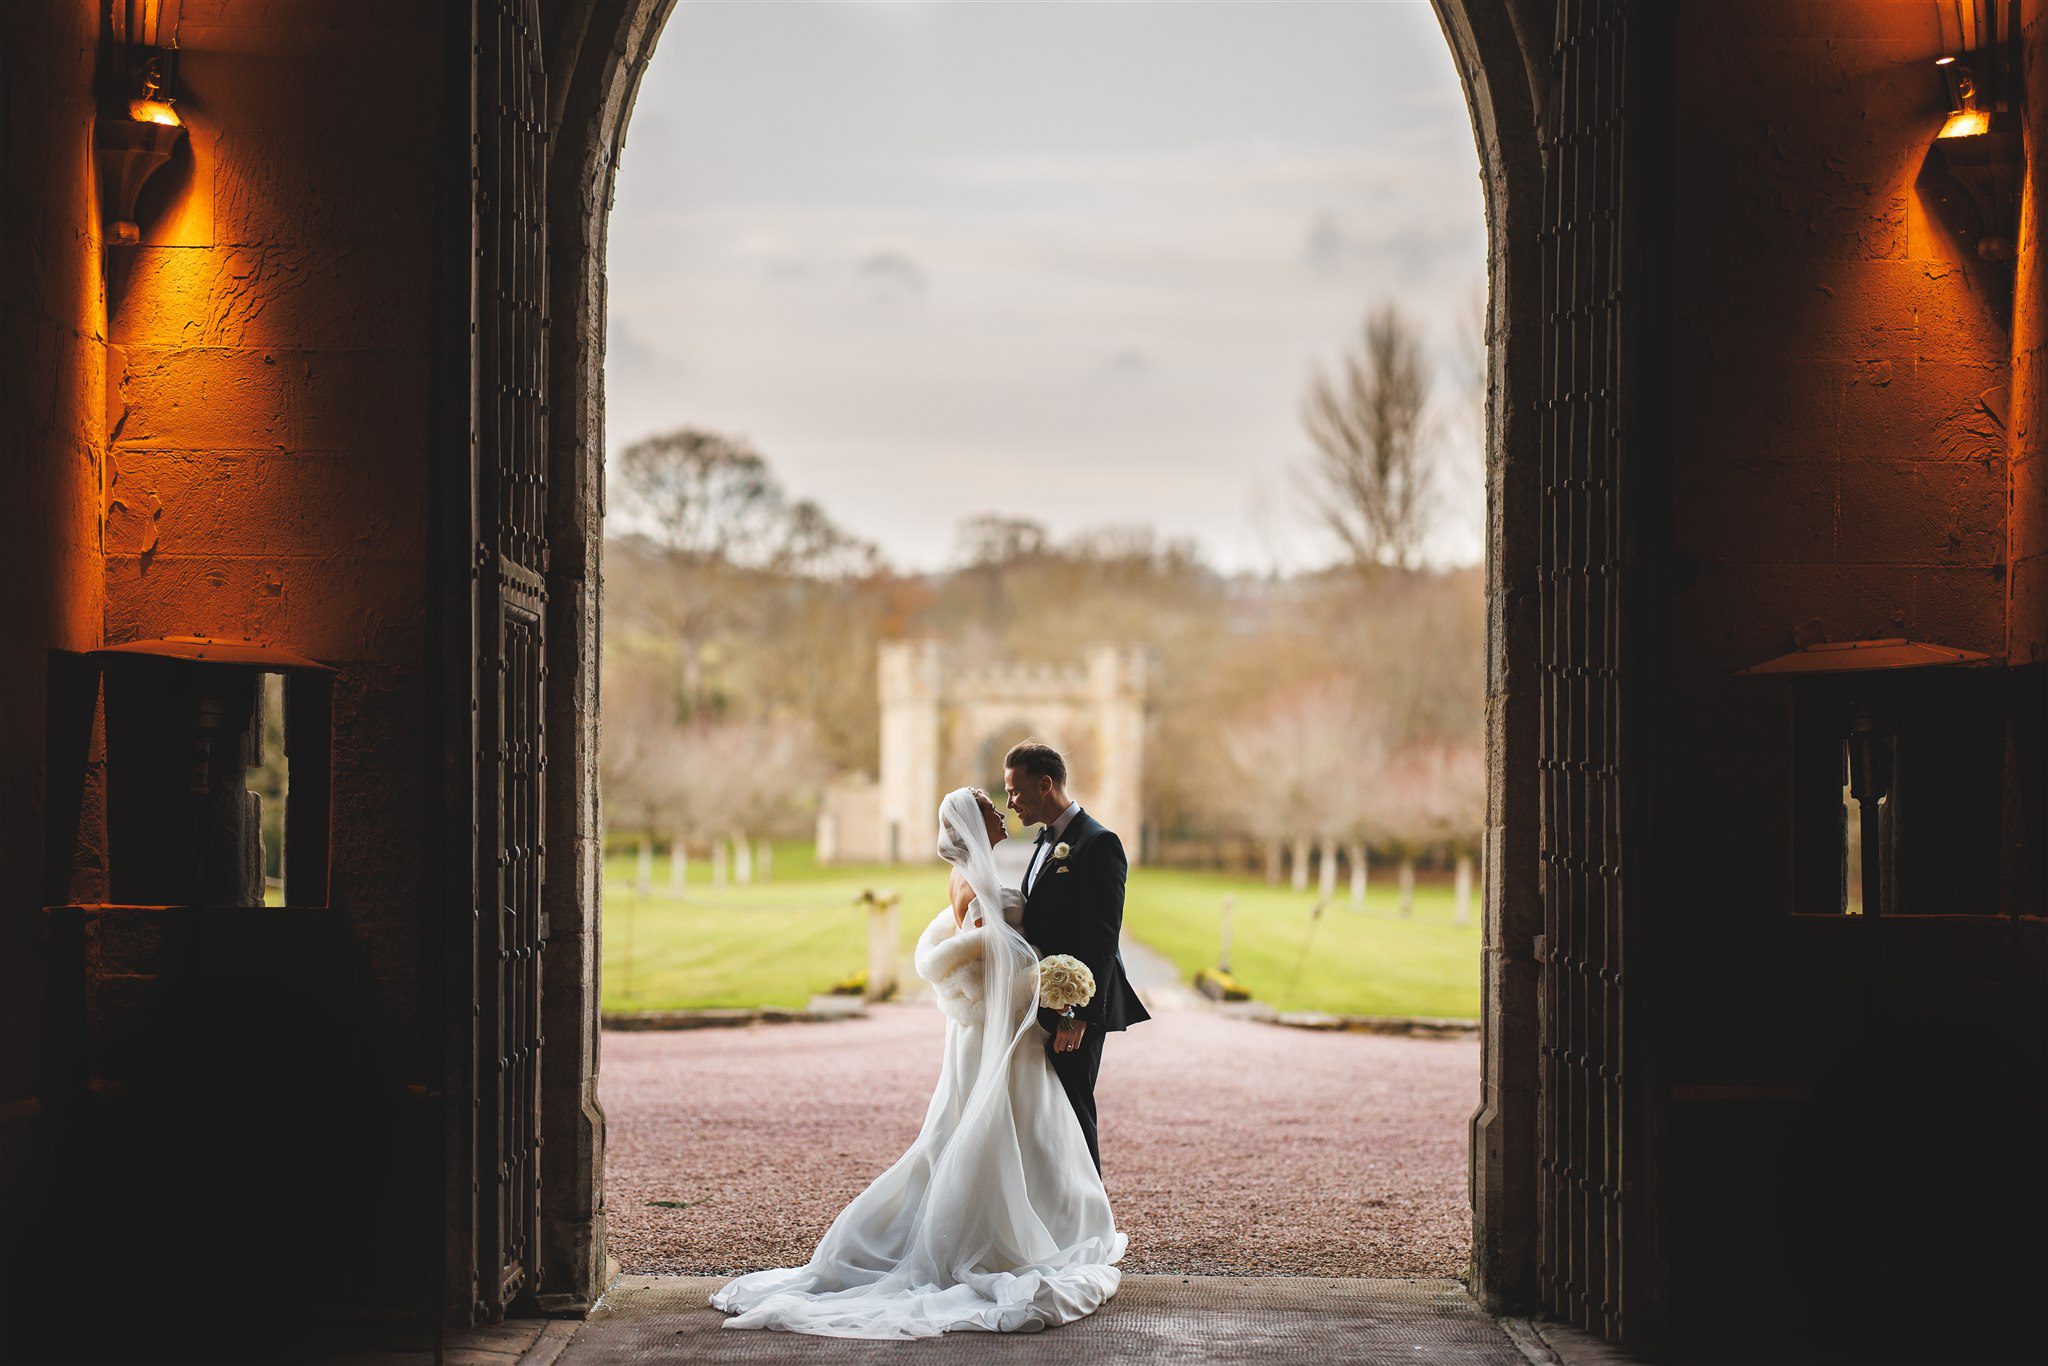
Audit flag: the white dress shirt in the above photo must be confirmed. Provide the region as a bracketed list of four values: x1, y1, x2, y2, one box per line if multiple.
[1023, 801, 1081, 896]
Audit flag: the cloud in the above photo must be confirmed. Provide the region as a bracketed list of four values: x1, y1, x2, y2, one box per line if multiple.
[1100, 346, 1151, 381]
[1303, 209, 1480, 283]
[855, 250, 929, 298]
[606, 318, 663, 379]
[1305, 210, 1348, 272]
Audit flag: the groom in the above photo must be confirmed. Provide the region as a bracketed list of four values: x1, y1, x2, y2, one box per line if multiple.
[1004, 740, 1151, 1173]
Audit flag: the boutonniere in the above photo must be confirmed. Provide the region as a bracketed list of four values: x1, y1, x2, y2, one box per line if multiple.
[1052, 842, 1071, 861]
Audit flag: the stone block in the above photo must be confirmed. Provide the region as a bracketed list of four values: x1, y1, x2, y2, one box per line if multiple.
[178, 1, 442, 32]
[213, 129, 432, 249]
[87, 908, 176, 975]
[1902, 565, 2008, 655]
[1675, 356, 1837, 466]
[295, 349, 430, 453]
[115, 345, 290, 450]
[114, 239, 433, 352]
[1836, 457, 2006, 566]
[1673, 457, 1837, 564]
[1700, 259, 2005, 367]
[1836, 358, 2008, 463]
[82, 972, 162, 1069]
[113, 448, 427, 560]
[104, 552, 429, 665]
[1687, 561, 1924, 669]
[2008, 553, 2048, 664]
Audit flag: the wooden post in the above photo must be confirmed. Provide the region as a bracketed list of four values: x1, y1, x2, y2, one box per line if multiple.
[1454, 852, 1474, 925]
[1220, 894, 1235, 974]
[670, 830, 687, 896]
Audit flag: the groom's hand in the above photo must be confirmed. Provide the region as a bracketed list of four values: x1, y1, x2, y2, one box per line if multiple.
[1053, 1019, 1088, 1053]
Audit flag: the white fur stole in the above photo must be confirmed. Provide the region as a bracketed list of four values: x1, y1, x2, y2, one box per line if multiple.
[915, 909, 988, 1025]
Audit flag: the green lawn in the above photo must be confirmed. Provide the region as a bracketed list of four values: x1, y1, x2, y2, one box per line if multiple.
[1123, 867, 1481, 1019]
[599, 842, 1480, 1019]
[601, 842, 952, 1011]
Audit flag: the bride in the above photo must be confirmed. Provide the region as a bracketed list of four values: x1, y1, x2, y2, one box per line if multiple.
[708, 786, 1127, 1338]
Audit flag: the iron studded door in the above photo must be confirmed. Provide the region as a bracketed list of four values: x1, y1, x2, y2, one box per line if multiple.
[1536, 0, 1651, 1345]
[473, 0, 550, 1322]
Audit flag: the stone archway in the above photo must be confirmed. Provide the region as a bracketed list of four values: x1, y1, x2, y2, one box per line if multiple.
[527, 0, 1554, 1323]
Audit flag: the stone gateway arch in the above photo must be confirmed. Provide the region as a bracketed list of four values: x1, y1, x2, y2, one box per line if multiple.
[820, 641, 1151, 864]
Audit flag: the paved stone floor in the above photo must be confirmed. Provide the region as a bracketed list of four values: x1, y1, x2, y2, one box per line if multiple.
[79, 1279, 1618, 1366]
[332, 1278, 1628, 1366]
[560, 1275, 1537, 1364]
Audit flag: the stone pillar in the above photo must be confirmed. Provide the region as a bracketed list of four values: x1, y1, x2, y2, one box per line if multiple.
[1085, 645, 1149, 862]
[879, 641, 944, 863]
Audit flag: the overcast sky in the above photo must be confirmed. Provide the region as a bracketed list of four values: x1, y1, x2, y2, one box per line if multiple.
[603, 0, 1486, 573]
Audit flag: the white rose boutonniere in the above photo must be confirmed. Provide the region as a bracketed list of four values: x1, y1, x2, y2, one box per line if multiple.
[1052, 841, 1071, 861]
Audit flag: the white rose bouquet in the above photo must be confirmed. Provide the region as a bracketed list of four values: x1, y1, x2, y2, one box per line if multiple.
[1036, 953, 1096, 1018]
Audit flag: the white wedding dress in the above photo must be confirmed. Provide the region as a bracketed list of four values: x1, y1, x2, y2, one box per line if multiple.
[708, 788, 1127, 1338]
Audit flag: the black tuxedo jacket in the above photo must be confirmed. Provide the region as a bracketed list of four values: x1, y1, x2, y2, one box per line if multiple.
[1018, 809, 1151, 1033]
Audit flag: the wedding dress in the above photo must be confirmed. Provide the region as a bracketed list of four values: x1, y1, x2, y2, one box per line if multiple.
[708, 787, 1126, 1338]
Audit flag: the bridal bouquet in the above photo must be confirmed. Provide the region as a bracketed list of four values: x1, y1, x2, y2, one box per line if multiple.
[1036, 954, 1096, 1017]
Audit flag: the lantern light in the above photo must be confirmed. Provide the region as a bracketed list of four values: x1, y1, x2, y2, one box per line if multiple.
[95, 0, 187, 245]
[1929, 43, 2024, 263]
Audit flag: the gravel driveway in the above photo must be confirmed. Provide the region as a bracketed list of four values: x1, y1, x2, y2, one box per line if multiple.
[600, 996, 1477, 1280]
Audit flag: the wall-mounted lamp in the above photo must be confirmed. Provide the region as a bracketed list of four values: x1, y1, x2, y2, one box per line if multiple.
[1931, 45, 2023, 262]
[95, 0, 186, 245]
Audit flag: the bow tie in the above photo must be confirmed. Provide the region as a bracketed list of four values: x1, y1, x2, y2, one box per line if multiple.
[1035, 826, 1054, 845]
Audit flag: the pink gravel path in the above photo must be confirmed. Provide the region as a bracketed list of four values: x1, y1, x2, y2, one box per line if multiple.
[600, 1003, 1477, 1280]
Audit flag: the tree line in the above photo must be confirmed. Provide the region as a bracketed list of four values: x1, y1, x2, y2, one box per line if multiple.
[601, 302, 1484, 896]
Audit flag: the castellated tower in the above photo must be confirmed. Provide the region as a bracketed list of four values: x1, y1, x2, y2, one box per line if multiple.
[856, 639, 1152, 864]
[877, 640, 944, 863]
[1085, 644, 1148, 856]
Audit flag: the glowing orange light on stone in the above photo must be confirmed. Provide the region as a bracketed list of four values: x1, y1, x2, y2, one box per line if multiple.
[126, 98, 181, 127]
[1939, 109, 1991, 139]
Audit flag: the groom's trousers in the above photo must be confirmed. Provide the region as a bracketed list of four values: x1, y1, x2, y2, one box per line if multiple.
[1046, 1025, 1107, 1173]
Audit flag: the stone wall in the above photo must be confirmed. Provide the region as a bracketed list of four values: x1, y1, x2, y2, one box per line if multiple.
[2014, 0, 2048, 662]
[99, 1, 447, 1080]
[1658, 1, 2044, 1347]
[0, 0, 109, 1243]
[1, 0, 457, 1336]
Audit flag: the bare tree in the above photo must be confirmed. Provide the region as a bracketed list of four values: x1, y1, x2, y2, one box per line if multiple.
[609, 428, 880, 719]
[1219, 681, 1369, 889]
[1361, 740, 1485, 917]
[599, 653, 686, 892]
[1299, 304, 1435, 572]
[954, 515, 1051, 569]
[614, 429, 777, 563]
[702, 714, 827, 885]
